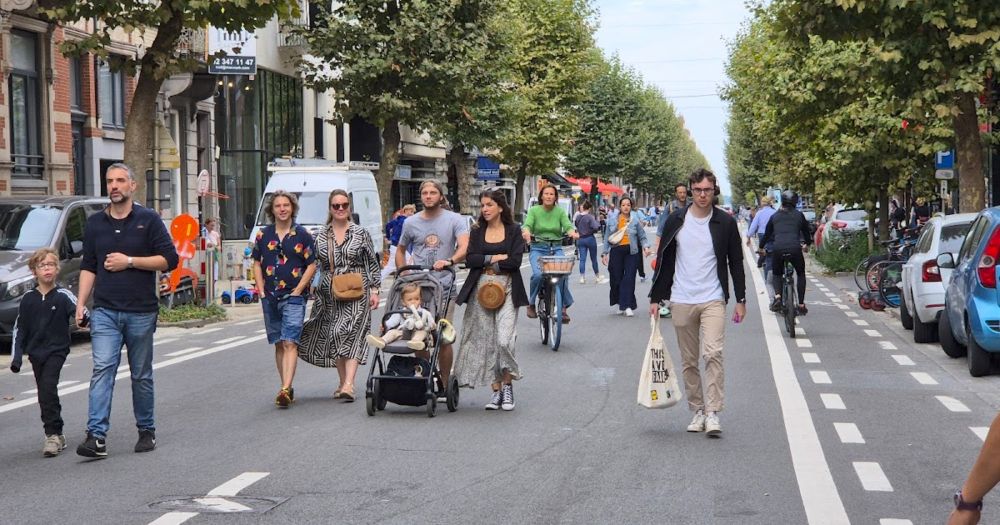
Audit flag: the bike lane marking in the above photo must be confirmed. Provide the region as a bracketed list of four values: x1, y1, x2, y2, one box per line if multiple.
[890, 355, 914, 366]
[935, 396, 971, 413]
[853, 462, 893, 492]
[810, 371, 832, 384]
[910, 372, 938, 385]
[821, 393, 846, 410]
[971, 427, 989, 441]
[834, 423, 865, 444]
[742, 241, 850, 524]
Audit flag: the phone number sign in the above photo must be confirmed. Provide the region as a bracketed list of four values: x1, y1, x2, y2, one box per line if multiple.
[209, 56, 257, 75]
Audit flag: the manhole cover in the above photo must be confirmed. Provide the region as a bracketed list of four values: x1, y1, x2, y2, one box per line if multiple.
[148, 496, 288, 514]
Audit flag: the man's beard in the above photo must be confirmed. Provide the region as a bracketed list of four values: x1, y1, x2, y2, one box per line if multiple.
[110, 193, 127, 203]
[423, 199, 441, 211]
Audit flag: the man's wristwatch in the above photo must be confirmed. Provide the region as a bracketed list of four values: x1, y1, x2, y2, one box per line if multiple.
[127, 257, 134, 269]
[955, 490, 983, 511]
[447, 258, 454, 266]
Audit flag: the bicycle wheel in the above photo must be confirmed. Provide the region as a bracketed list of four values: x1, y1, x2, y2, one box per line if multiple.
[537, 287, 550, 345]
[550, 278, 564, 351]
[877, 261, 904, 308]
[783, 272, 796, 338]
[854, 257, 869, 291]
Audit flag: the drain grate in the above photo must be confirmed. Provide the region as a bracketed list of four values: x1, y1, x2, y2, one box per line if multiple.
[148, 495, 288, 514]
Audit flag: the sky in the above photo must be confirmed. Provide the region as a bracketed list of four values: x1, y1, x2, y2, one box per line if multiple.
[592, 0, 754, 197]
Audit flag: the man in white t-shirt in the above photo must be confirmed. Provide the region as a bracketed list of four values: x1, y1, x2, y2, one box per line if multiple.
[648, 169, 746, 437]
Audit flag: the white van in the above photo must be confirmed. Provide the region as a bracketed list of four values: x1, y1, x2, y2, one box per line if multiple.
[249, 160, 384, 257]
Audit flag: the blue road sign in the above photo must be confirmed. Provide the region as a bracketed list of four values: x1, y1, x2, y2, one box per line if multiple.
[935, 150, 954, 170]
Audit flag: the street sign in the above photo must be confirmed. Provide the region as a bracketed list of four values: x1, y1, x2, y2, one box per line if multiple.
[940, 180, 949, 198]
[935, 169, 955, 180]
[208, 28, 257, 75]
[935, 150, 954, 170]
[209, 56, 257, 75]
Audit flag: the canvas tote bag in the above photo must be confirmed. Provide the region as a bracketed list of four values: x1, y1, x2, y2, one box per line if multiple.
[637, 316, 681, 409]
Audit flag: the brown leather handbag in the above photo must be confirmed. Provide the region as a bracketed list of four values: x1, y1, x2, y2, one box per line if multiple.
[477, 278, 506, 310]
[329, 230, 365, 301]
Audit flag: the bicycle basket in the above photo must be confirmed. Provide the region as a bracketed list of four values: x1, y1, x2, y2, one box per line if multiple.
[539, 255, 575, 275]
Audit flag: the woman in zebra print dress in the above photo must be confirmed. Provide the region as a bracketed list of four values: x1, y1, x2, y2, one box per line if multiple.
[299, 190, 381, 401]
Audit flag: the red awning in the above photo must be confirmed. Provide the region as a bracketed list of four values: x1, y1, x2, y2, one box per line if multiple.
[565, 176, 625, 196]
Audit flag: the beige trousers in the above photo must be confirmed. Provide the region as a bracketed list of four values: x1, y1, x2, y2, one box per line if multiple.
[669, 300, 726, 412]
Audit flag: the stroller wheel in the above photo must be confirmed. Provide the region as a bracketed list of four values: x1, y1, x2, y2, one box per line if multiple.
[426, 395, 437, 418]
[376, 379, 387, 411]
[446, 377, 459, 412]
[366, 394, 376, 416]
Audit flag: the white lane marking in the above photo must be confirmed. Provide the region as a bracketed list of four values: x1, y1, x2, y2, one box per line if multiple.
[817, 286, 829, 291]
[834, 422, 866, 444]
[148, 472, 270, 525]
[824, 293, 837, 298]
[936, 396, 971, 413]
[836, 304, 849, 310]
[797, 327, 807, 336]
[972, 427, 989, 441]
[795, 339, 813, 348]
[821, 393, 846, 410]
[891, 355, 915, 366]
[810, 371, 831, 384]
[0, 335, 268, 415]
[192, 327, 223, 335]
[148, 513, 199, 525]
[207, 472, 270, 496]
[853, 462, 893, 492]
[845, 311, 858, 318]
[154, 338, 179, 345]
[879, 341, 897, 350]
[802, 353, 821, 364]
[880, 520, 913, 525]
[853, 320, 869, 326]
[22, 380, 81, 395]
[911, 372, 938, 385]
[741, 239, 850, 523]
[233, 319, 258, 326]
[213, 336, 245, 345]
[831, 297, 842, 303]
[863, 329, 881, 337]
[256, 328, 267, 334]
[164, 347, 204, 358]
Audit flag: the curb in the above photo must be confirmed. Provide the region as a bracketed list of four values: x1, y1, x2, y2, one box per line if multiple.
[158, 316, 227, 329]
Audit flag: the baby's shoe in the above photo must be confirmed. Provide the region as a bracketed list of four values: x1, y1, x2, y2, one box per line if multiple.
[406, 340, 426, 351]
[366, 334, 386, 349]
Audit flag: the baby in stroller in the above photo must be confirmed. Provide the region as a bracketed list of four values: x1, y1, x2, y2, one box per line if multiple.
[366, 283, 435, 351]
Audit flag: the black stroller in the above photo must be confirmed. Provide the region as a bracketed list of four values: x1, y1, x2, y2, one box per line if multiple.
[365, 265, 459, 417]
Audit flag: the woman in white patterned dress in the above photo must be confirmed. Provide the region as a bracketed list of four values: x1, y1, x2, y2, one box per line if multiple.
[299, 190, 381, 402]
[455, 190, 527, 411]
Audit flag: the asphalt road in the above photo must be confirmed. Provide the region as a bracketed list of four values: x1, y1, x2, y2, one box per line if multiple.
[0, 237, 997, 524]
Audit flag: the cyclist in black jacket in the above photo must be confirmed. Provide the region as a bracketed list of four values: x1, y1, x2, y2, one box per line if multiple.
[761, 191, 812, 315]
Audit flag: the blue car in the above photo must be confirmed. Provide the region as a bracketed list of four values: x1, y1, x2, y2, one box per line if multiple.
[937, 207, 1000, 376]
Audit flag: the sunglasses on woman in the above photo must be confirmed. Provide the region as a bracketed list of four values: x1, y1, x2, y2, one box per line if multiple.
[330, 202, 350, 210]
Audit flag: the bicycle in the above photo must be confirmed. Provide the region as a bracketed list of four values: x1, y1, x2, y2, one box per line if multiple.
[776, 253, 798, 338]
[531, 236, 575, 351]
[854, 233, 917, 310]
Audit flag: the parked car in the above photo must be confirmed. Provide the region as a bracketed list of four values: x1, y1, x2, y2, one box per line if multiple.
[801, 208, 818, 237]
[899, 213, 975, 343]
[820, 206, 867, 249]
[937, 207, 1000, 376]
[0, 196, 110, 343]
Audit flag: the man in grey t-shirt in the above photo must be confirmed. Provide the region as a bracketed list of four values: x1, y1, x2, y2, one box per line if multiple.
[396, 180, 469, 389]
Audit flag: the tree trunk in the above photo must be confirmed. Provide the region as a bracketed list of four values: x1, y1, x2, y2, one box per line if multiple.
[954, 91, 985, 213]
[376, 119, 401, 227]
[877, 187, 889, 241]
[448, 144, 473, 216]
[513, 160, 529, 222]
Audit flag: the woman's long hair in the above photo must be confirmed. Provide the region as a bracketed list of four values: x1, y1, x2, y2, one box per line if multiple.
[477, 189, 514, 229]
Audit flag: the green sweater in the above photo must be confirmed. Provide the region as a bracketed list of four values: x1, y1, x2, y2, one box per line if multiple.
[523, 205, 573, 240]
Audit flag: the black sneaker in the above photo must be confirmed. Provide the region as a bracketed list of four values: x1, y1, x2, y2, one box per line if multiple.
[769, 298, 783, 312]
[796, 305, 808, 316]
[135, 429, 156, 453]
[76, 433, 107, 458]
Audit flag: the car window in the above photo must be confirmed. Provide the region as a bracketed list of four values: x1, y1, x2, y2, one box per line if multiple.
[959, 217, 988, 262]
[0, 204, 62, 250]
[836, 209, 867, 221]
[940, 222, 973, 255]
[62, 207, 87, 258]
[86, 204, 106, 216]
[915, 226, 934, 254]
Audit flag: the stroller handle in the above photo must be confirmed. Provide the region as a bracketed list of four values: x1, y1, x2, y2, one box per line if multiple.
[395, 264, 458, 276]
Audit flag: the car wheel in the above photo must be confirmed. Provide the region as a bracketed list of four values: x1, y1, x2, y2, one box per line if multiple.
[967, 324, 993, 377]
[899, 290, 914, 330]
[939, 309, 966, 358]
[913, 314, 937, 344]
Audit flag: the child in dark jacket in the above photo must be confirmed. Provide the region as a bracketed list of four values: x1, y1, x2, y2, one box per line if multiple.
[9, 248, 86, 457]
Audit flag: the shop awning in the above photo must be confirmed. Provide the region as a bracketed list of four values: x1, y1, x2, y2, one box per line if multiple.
[543, 173, 573, 188]
[565, 176, 625, 196]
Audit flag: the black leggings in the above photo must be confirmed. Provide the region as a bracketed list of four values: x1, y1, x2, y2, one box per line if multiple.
[771, 249, 806, 304]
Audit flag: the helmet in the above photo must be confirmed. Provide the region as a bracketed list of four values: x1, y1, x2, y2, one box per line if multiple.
[780, 190, 799, 208]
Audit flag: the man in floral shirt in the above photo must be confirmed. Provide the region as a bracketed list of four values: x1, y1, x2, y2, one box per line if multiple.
[252, 190, 316, 408]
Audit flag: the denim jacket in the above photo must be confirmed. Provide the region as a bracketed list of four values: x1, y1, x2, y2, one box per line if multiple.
[603, 210, 650, 255]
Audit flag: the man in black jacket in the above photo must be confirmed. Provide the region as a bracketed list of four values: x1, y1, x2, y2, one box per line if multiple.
[761, 190, 812, 315]
[649, 169, 746, 436]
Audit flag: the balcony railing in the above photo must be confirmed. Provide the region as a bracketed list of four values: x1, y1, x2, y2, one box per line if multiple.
[278, 10, 309, 48]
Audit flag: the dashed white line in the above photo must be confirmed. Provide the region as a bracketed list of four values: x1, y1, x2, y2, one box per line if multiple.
[936, 396, 971, 413]
[831, 297, 843, 303]
[22, 380, 81, 395]
[795, 339, 813, 348]
[256, 328, 267, 334]
[233, 319, 258, 326]
[863, 329, 882, 337]
[880, 520, 913, 525]
[154, 338, 179, 345]
[802, 353, 821, 364]
[971, 427, 990, 441]
[820, 393, 846, 410]
[207, 472, 270, 496]
[853, 320, 870, 326]
[853, 462, 893, 492]
[891, 355, 915, 366]
[845, 311, 858, 318]
[164, 347, 204, 358]
[911, 372, 938, 385]
[834, 422, 866, 444]
[193, 327, 223, 335]
[796, 327, 807, 336]
[879, 341, 897, 350]
[824, 292, 837, 298]
[810, 370, 831, 384]
[213, 336, 245, 345]
[836, 304, 850, 310]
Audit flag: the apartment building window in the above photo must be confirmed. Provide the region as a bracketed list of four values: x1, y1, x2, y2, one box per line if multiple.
[98, 59, 126, 128]
[69, 56, 83, 112]
[9, 30, 43, 178]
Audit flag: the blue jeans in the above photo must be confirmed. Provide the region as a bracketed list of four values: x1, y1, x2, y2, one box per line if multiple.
[87, 308, 158, 438]
[529, 244, 574, 308]
[577, 236, 599, 275]
[262, 295, 307, 345]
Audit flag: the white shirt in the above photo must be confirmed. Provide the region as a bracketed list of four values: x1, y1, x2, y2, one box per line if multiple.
[670, 209, 724, 304]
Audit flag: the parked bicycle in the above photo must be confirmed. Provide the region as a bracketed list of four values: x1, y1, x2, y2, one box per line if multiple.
[854, 230, 920, 310]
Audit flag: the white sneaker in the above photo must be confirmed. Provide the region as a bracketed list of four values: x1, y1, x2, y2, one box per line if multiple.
[687, 410, 706, 432]
[624, 308, 634, 317]
[705, 412, 722, 436]
[579, 276, 586, 284]
[613, 308, 623, 315]
[595, 275, 608, 284]
[485, 389, 502, 410]
[500, 384, 515, 411]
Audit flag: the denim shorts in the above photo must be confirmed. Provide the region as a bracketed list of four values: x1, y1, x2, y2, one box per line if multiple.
[262, 295, 306, 345]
